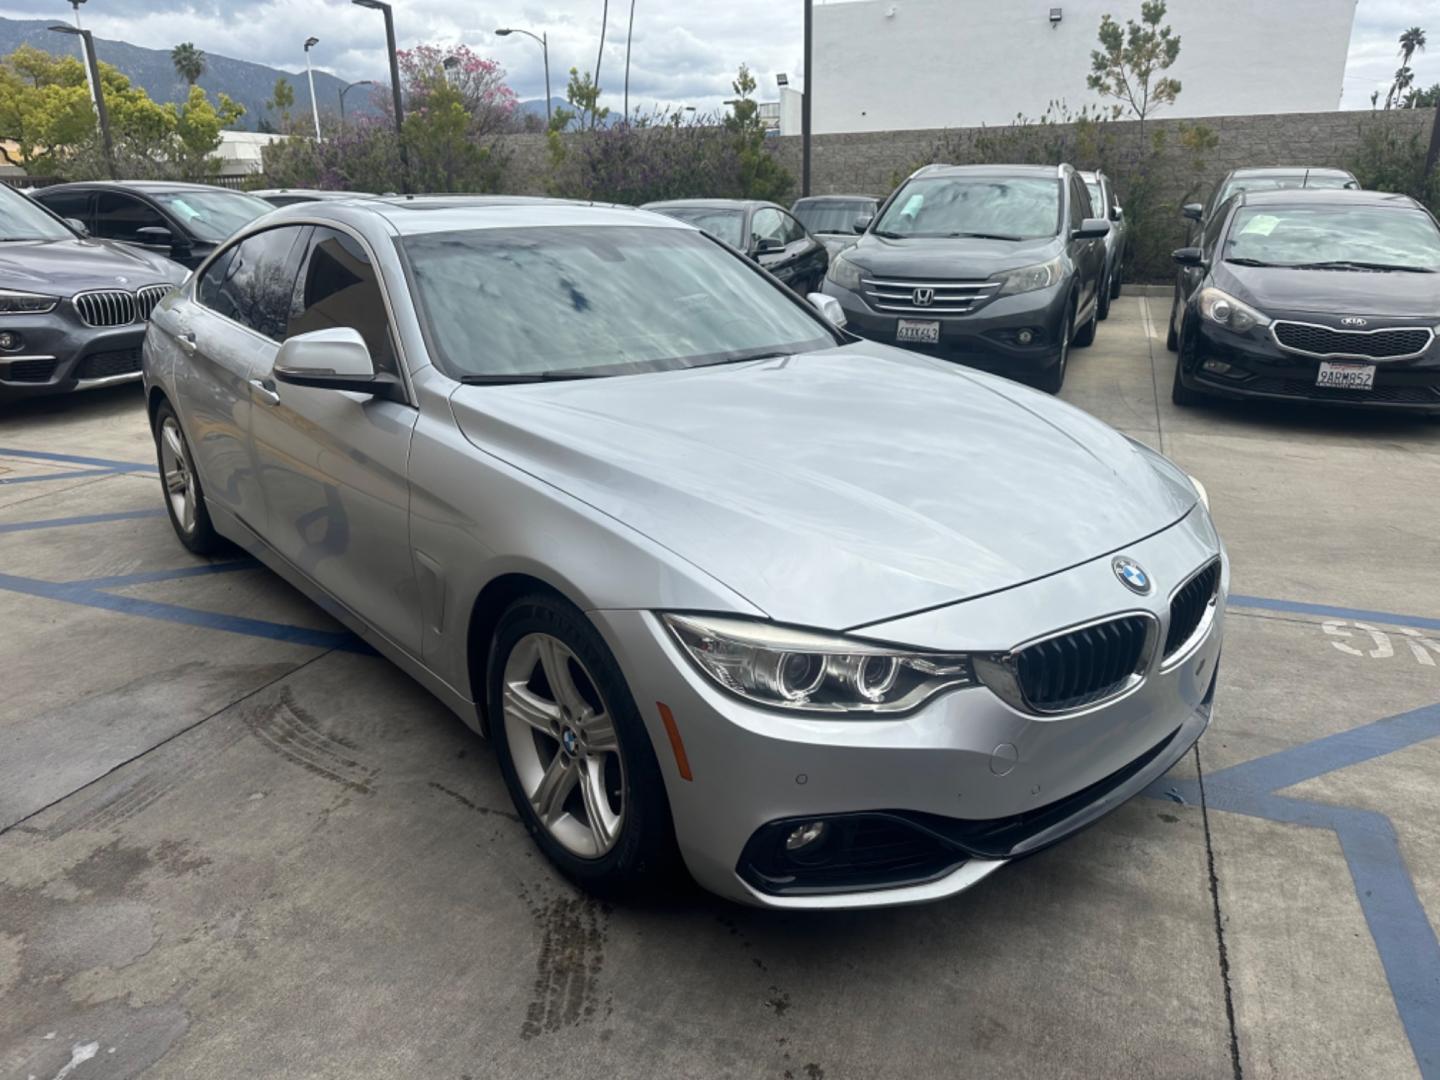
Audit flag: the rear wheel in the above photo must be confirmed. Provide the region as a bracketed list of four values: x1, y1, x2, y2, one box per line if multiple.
[1073, 296, 1098, 348]
[1110, 264, 1124, 300]
[1166, 293, 1180, 352]
[152, 400, 221, 555]
[1097, 271, 1112, 321]
[488, 593, 677, 894]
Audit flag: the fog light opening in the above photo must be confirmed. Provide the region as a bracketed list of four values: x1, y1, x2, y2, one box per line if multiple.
[1202, 359, 1232, 375]
[1017, 329, 1035, 346]
[784, 820, 829, 852]
[0, 331, 22, 351]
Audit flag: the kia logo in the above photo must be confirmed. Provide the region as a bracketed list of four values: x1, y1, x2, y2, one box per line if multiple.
[1340, 317, 1368, 328]
[912, 287, 934, 307]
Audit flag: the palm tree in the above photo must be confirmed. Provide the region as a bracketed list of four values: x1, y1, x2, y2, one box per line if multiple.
[1386, 27, 1426, 108]
[171, 42, 206, 87]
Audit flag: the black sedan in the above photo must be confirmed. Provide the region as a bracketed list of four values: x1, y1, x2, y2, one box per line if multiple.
[791, 194, 880, 256]
[1169, 188, 1440, 414]
[0, 183, 187, 401]
[32, 180, 273, 270]
[640, 199, 830, 293]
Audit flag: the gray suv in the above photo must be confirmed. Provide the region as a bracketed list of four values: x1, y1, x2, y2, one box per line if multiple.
[821, 164, 1110, 393]
[0, 183, 186, 402]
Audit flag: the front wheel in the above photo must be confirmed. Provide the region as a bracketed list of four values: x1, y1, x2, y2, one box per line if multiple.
[153, 399, 222, 555]
[1033, 307, 1073, 394]
[1171, 355, 1206, 407]
[1166, 294, 1180, 352]
[488, 593, 678, 894]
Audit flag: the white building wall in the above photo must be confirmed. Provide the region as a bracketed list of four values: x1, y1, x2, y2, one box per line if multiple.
[812, 0, 1357, 134]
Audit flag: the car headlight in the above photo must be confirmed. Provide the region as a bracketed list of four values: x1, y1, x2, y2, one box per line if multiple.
[993, 255, 1065, 297]
[0, 289, 58, 315]
[1197, 287, 1269, 333]
[1188, 474, 1210, 510]
[826, 253, 863, 292]
[663, 613, 975, 715]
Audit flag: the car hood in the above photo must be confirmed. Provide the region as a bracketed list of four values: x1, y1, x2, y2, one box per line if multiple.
[449, 345, 1197, 630]
[1220, 263, 1440, 318]
[844, 234, 1061, 279]
[0, 238, 183, 296]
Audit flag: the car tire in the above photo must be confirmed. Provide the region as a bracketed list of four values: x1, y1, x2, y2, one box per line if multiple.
[152, 399, 222, 555]
[1166, 295, 1180, 353]
[488, 592, 679, 895]
[1171, 355, 1205, 407]
[1073, 297, 1098, 348]
[1110, 265, 1123, 300]
[1034, 307, 1073, 394]
[1097, 272, 1112, 321]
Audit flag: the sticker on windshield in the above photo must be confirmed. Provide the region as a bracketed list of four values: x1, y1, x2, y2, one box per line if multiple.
[166, 199, 199, 221]
[1238, 214, 1280, 237]
[901, 193, 925, 217]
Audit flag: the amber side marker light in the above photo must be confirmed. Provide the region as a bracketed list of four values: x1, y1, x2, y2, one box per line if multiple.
[656, 702, 693, 781]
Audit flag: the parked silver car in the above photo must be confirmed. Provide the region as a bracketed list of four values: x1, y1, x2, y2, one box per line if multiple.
[1080, 169, 1127, 318]
[143, 197, 1226, 909]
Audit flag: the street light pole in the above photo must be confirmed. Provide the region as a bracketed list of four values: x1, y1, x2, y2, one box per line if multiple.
[495, 27, 551, 129]
[802, 0, 812, 197]
[339, 79, 375, 124]
[48, 24, 112, 178]
[623, 0, 636, 124]
[67, 0, 96, 110]
[352, 0, 409, 192]
[304, 36, 322, 140]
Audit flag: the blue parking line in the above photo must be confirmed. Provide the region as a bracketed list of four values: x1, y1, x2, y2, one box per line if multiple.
[0, 468, 123, 486]
[1147, 703, 1440, 1077]
[0, 447, 155, 473]
[0, 509, 166, 534]
[77, 560, 261, 589]
[0, 570, 366, 653]
[1230, 594, 1440, 634]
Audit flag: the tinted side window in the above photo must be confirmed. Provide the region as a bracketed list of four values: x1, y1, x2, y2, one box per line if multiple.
[92, 192, 167, 243]
[36, 189, 90, 224]
[196, 246, 239, 316]
[778, 211, 807, 245]
[751, 207, 785, 245]
[288, 227, 397, 374]
[208, 226, 308, 340]
[1202, 205, 1230, 255]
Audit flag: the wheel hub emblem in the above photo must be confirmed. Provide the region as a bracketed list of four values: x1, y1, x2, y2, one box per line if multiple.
[1113, 556, 1152, 595]
[561, 727, 579, 756]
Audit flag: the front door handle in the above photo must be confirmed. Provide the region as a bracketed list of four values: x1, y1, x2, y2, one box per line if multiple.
[177, 330, 197, 354]
[248, 377, 281, 406]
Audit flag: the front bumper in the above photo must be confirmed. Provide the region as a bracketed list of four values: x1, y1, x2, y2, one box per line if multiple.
[593, 506, 1226, 909]
[0, 313, 149, 401]
[822, 280, 1071, 377]
[1181, 319, 1440, 411]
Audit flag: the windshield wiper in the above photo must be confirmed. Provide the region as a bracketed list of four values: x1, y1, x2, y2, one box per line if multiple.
[694, 350, 793, 369]
[1287, 260, 1435, 274]
[457, 370, 613, 385]
[871, 229, 906, 239]
[947, 231, 1026, 241]
[1224, 257, 1278, 267]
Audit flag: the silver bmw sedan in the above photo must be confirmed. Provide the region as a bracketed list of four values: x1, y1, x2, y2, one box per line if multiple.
[142, 196, 1226, 909]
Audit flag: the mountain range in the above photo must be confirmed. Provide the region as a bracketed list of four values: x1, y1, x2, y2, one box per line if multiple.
[0, 15, 375, 130]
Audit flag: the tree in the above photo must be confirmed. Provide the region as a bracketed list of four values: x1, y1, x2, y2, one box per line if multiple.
[1387, 28, 1427, 108]
[1086, 0, 1182, 141]
[171, 42, 206, 87]
[266, 77, 295, 131]
[723, 63, 791, 202]
[394, 43, 518, 137]
[1404, 82, 1440, 108]
[550, 67, 607, 132]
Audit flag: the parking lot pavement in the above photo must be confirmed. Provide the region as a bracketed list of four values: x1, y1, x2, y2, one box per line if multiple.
[1, 301, 1436, 1079]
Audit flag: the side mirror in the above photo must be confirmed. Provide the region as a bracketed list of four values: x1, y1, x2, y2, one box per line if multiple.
[65, 217, 90, 238]
[1181, 203, 1204, 222]
[273, 327, 404, 401]
[1172, 246, 1206, 268]
[1072, 217, 1111, 240]
[808, 292, 847, 330]
[135, 225, 173, 246]
[853, 214, 874, 234]
[752, 236, 784, 257]
[1110, 206, 1123, 223]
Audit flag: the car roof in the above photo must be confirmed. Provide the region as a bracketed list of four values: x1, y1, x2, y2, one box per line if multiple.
[251, 188, 374, 199]
[1234, 189, 1418, 210]
[1227, 166, 1356, 180]
[641, 199, 767, 212]
[264, 195, 695, 237]
[912, 163, 1063, 180]
[793, 194, 877, 203]
[38, 180, 258, 193]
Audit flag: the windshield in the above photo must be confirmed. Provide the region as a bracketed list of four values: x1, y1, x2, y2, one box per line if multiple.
[647, 207, 746, 249]
[1223, 205, 1440, 271]
[873, 177, 1061, 239]
[793, 199, 875, 234]
[1217, 174, 1356, 205]
[0, 185, 75, 241]
[403, 225, 835, 379]
[151, 190, 271, 243]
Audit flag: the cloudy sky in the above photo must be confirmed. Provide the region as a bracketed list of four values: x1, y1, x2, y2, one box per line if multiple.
[1, 0, 1435, 115]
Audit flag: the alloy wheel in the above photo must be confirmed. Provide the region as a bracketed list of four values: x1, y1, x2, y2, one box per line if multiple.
[502, 632, 626, 859]
[158, 416, 196, 536]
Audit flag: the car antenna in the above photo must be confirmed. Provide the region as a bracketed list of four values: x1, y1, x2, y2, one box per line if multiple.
[1302, 168, 1310, 189]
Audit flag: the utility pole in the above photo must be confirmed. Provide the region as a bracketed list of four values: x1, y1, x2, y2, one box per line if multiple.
[802, 0, 812, 197]
[49, 24, 112, 178]
[68, 0, 96, 111]
[304, 37, 322, 140]
[623, 0, 636, 124]
[352, 0, 408, 192]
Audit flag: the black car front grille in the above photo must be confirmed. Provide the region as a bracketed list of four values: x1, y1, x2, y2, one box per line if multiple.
[136, 284, 171, 320]
[73, 289, 139, 327]
[4, 358, 57, 383]
[77, 348, 142, 380]
[861, 275, 1001, 315]
[1241, 376, 1440, 405]
[1165, 561, 1220, 658]
[1273, 322, 1433, 360]
[1013, 614, 1152, 712]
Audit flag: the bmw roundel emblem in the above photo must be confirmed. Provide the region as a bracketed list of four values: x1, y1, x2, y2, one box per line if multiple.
[1113, 556, 1152, 595]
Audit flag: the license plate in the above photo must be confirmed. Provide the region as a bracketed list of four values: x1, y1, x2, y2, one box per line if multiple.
[897, 319, 940, 344]
[1316, 361, 1376, 390]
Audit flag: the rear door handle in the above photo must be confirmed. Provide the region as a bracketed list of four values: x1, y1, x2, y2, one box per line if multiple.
[248, 377, 281, 406]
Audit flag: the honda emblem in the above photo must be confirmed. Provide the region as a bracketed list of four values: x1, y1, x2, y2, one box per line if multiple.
[912, 287, 935, 307]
